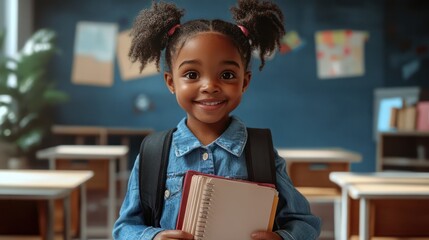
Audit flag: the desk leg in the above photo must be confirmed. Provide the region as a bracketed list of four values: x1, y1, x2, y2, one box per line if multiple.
[334, 198, 341, 240]
[119, 155, 128, 200]
[48, 158, 56, 170]
[107, 158, 116, 240]
[119, 137, 130, 199]
[47, 199, 54, 240]
[80, 184, 87, 240]
[359, 198, 369, 240]
[340, 187, 348, 240]
[63, 195, 71, 240]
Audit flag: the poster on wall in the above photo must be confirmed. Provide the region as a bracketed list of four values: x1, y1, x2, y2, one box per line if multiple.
[315, 30, 369, 79]
[117, 30, 158, 81]
[71, 21, 118, 87]
[279, 30, 305, 54]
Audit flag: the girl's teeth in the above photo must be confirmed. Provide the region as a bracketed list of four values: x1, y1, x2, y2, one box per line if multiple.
[202, 101, 222, 106]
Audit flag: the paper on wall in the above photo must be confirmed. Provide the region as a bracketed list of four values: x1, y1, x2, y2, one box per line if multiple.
[71, 21, 118, 87]
[280, 31, 305, 54]
[402, 59, 420, 80]
[315, 30, 369, 79]
[117, 30, 158, 81]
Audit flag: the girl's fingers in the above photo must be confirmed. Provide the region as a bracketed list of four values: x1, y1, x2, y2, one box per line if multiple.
[155, 230, 194, 240]
[251, 231, 281, 240]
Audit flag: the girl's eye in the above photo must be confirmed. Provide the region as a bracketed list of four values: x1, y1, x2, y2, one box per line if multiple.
[184, 71, 199, 79]
[221, 71, 235, 80]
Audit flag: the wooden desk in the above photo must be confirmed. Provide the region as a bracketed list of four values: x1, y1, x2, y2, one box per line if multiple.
[51, 125, 153, 183]
[0, 170, 93, 240]
[51, 125, 153, 145]
[349, 183, 429, 240]
[329, 172, 429, 240]
[277, 148, 361, 239]
[277, 148, 362, 187]
[36, 145, 128, 239]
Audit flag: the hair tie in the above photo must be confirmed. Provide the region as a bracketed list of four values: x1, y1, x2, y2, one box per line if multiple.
[168, 24, 181, 36]
[237, 25, 249, 37]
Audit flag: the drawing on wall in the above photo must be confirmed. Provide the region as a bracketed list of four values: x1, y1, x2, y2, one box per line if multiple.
[280, 31, 304, 54]
[117, 30, 158, 81]
[71, 21, 118, 87]
[315, 30, 369, 79]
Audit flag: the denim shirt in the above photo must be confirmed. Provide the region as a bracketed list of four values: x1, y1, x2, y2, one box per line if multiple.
[113, 116, 321, 240]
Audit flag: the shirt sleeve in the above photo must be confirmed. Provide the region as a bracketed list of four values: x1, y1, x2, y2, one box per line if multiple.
[272, 149, 321, 240]
[112, 155, 165, 240]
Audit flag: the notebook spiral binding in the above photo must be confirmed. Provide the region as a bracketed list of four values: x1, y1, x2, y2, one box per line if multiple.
[194, 182, 215, 240]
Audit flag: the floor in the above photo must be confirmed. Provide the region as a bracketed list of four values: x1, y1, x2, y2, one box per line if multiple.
[86, 190, 117, 239]
[311, 202, 335, 240]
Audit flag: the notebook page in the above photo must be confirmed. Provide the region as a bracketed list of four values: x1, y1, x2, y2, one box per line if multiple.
[194, 177, 278, 240]
[183, 175, 209, 233]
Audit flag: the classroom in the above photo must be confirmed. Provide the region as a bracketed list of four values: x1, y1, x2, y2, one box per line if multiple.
[0, 0, 428, 240]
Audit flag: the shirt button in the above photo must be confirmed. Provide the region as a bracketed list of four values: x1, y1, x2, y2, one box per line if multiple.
[202, 152, 209, 161]
[164, 190, 170, 199]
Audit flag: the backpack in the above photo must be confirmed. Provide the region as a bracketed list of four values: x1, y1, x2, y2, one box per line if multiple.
[138, 127, 276, 227]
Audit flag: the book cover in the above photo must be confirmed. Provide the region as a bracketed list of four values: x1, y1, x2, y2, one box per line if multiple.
[176, 171, 278, 240]
[417, 102, 429, 131]
[397, 106, 417, 131]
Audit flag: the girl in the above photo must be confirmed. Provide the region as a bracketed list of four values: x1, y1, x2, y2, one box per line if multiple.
[113, 0, 321, 239]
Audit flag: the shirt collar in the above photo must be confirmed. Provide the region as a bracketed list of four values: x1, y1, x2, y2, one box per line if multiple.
[172, 116, 248, 158]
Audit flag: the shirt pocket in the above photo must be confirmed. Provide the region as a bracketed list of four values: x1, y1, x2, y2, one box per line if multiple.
[164, 172, 185, 203]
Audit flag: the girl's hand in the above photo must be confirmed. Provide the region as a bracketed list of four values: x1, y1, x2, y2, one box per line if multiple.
[154, 230, 194, 240]
[251, 230, 282, 240]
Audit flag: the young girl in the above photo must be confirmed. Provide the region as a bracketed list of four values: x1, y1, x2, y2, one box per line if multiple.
[113, 0, 321, 239]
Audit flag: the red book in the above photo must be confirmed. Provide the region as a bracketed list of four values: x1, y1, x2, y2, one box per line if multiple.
[176, 170, 278, 240]
[417, 102, 429, 131]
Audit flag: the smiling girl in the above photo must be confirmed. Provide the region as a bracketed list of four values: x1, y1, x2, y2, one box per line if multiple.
[113, 1, 321, 239]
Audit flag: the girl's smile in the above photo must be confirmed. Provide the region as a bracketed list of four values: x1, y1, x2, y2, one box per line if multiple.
[165, 32, 251, 138]
[194, 98, 227, 110]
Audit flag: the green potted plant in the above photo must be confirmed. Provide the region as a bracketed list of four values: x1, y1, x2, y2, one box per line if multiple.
[0, 28, 68, 168]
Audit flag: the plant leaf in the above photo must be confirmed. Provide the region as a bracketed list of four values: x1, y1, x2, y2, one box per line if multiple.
[18, 112, 39, 129]
[0, 28, 68, 156]
[16, 127, 44, 153]
[18, 69, 45, 94]
[17, 29, 58, 77]
[43, 89, 69, 104]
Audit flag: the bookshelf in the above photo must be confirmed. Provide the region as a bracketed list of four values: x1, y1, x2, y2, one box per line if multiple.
[377, 131, 429, 172]
[373, 86, 429, 141]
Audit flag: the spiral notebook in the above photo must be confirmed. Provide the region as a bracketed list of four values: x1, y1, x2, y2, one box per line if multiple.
[176, 171, 279, 240]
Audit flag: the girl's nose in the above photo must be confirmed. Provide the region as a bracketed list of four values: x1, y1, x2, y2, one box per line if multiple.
[201, 78, 220, 94]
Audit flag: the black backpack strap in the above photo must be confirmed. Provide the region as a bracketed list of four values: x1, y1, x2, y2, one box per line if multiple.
[138, 128, 175, 227]
[245, 128, 277, 186]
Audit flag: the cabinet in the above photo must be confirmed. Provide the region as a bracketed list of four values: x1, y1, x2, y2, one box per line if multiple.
[377, 131, 429, 171]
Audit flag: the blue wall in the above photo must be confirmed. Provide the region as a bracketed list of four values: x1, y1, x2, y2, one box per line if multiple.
[35, 0, 388, 172]
[383, 0, 429, 87]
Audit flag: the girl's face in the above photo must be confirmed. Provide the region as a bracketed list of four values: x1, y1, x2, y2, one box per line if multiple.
[164, 32, 251, 131]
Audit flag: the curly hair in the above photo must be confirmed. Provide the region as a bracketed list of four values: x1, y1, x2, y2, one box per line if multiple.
[129, 0, 285, 72]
